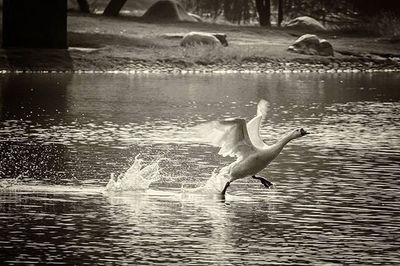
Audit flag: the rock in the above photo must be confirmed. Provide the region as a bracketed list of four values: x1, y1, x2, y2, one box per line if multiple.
[180, 32, 228, 47]
[284, 16, 326, 32]
[318, 39, 334, 56]
[212, 33, 228, 46]
[288, 34, 334, 56]
[142, 0, 197, 22]
[290, 34, 320, 54]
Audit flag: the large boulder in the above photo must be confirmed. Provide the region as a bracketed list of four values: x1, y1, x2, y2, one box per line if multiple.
[318, 39, 334, 56]
[288, 34, 333, 56]
[284, 16, 326, 32]
[142, 0, 197, 22]
[180, 32, 228, 47]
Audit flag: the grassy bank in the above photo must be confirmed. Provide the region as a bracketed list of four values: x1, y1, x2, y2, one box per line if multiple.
[1, 13, 399, 72]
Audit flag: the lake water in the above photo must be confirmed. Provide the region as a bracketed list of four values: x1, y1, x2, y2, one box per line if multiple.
[0, 73, 399, 265]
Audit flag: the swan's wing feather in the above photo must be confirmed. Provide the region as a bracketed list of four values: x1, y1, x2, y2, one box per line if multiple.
[194, 118, 255, 158]
[246, 99, 269, 149]
[257, 99, 269, 117]
[246, 116, 265, 149]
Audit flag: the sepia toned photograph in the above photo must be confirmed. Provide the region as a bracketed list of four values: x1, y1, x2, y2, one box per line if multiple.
[0, 0, 399, 265]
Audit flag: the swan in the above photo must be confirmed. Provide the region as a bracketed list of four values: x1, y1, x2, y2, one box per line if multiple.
[195, 99, 309, 195]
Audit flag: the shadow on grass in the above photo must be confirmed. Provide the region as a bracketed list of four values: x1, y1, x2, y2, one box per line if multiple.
[68, 31, 164, 48]
[4, 49, 73, 72]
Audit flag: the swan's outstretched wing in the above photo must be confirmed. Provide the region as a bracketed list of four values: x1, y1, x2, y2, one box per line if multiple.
[194, 118, 256, 158]
[246, 99, 269, 149]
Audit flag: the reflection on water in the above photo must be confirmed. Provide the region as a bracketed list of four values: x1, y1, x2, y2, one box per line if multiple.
[0, 73, 399, 264]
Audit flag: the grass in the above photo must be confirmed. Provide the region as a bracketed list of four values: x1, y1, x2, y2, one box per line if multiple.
[171, 45, 286, 64]
[69, 32, 163, 48]
[1, 12, 399, 71]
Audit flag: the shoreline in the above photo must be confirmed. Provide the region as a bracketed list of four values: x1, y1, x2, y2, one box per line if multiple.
[0, 60, 399, 74]
[1, 69, 399, 74]
[1, 49, 399, 74]
[0, 13, 399, 74]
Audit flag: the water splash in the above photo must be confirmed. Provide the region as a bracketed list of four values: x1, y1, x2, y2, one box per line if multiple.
[0, 176, 22, 190]
[104, 154, 230, 196]
[181, 165, 230, 195]
[105, 155, 161, 192]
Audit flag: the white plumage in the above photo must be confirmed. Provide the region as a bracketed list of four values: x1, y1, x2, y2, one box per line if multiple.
[194, 99, 309, 194]
[195, 99, 269, 158]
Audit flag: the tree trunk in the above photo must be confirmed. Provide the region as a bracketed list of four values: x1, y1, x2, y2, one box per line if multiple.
[223, 0, 231, 21]
[255, 0, 271, 26]
[103, 0, 127, 16]
[77, 0, 90, 13]
[277, 0, 283, 27]
[2, 0, 67, 48]
[212, 1, 222, 21]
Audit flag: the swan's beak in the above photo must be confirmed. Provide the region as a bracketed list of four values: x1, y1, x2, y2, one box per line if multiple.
[300, 128, 310, 136]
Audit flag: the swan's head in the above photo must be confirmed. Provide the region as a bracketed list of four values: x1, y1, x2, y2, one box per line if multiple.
[290, 128, 310, 139]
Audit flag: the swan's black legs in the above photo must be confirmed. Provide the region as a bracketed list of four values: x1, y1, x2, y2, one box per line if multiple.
[252, 175, 273, 188]
[222, 176, 272, 194]
[221, 181, 231, 195]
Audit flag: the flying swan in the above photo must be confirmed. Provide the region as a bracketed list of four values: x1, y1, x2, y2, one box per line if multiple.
[195, 99, 309, 195]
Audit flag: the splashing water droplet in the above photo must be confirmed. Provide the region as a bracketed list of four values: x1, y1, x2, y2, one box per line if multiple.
[105, 155, 161, 192]
[182, 167, 230, 195]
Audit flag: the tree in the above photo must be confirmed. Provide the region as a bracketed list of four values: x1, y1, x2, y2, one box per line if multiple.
[2, 0, 67, 48]
[255, 0, 271, 26]
[277, 0, 283, 27]
[103, 0, 127, 16]
[353, 0, 400, 16]
[76, 0, 90, 13]
[188, 0, 223, 21]
[223, 0, 253, 24]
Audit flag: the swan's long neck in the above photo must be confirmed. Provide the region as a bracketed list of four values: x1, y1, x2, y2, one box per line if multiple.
[272, 132, 294, 153]
[259, 132, 295, 165]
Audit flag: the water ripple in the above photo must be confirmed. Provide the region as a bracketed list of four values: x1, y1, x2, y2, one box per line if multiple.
[0, 73, 399, 265]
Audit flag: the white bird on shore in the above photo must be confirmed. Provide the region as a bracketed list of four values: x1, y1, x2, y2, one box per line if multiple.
[195, 99, 309, 195]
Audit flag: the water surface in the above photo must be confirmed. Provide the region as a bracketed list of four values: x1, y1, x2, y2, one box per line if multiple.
[0, 73, 399, 265]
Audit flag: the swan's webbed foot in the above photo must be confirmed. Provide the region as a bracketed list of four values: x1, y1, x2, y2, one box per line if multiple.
[252, 175, 273, 188]
[221, 181, 231, 195]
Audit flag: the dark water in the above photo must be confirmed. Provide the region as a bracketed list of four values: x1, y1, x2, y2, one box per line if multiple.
[0, 73, 399, 265]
